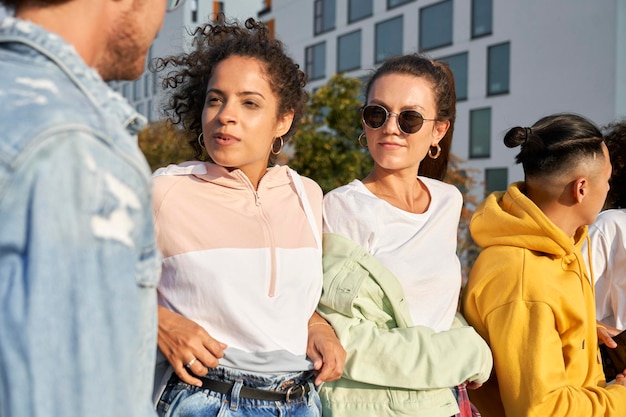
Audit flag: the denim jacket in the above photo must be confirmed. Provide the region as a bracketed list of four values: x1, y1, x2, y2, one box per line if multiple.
[0, 17, 160, 417]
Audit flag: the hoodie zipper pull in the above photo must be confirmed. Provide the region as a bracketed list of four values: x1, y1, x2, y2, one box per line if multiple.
[254, 191, 261, 206]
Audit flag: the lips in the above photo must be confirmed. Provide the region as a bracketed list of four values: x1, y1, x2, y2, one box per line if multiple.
[213, 133, 240, 145]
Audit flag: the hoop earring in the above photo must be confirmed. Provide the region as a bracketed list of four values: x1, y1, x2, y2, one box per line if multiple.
[358, 132, 367, 148]
[197, 133, 205, 149]
[428, 144, 441, 159]
[271, 136, 284, 155]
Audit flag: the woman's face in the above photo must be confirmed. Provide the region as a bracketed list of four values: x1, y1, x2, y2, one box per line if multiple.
[363, 73, 449, 175]
[201, 55, 293, 182]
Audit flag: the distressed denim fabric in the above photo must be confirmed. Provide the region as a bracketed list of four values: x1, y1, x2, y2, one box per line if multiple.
[157, 368, 321, 417]
[0, 17, 159, 417]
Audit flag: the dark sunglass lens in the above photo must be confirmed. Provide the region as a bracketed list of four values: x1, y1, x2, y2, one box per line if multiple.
[363, 106, 387, 129]
[399, 110, 424, 134]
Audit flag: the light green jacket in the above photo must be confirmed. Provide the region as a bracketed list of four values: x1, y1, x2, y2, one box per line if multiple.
[318, 233, 493, 417]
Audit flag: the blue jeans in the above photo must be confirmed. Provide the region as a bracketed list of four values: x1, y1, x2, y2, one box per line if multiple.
[157, 367, 321, 417]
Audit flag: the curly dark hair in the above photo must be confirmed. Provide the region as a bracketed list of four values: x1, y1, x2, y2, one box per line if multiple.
[363, 54, 456, 181]
[151, 16, 308, 164]
[602, 119, 626, 209]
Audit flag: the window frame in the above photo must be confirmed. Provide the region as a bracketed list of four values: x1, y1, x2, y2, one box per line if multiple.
[419, 0, 454, 52]
[471, 0, 493, 39]
[337, 29, 362, 73]
[375, 15, 404, 64]
[348, 0, 373, 23]
[469, 107, 491, 159]
[486, 41, 511, 96]
[305, 41, 327, 81]
[437, 51, 468, 101]
[314, 0, 336, 35]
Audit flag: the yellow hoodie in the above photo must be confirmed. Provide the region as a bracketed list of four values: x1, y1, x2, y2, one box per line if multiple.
[462, 182, 626, 417]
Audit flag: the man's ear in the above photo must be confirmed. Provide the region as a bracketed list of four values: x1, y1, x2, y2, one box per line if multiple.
[573, 177, 587, 204]
[275, 110, 295, 138]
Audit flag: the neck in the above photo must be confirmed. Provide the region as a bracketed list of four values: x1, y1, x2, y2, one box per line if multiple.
[363, 167, 430, 214]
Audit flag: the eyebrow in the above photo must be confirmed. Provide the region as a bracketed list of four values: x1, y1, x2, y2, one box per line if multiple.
[369, 99, 427, 112]
[206, 88, 266, 100]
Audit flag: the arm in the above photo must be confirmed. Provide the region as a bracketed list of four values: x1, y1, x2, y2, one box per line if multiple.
[318, 276, 492, 390]
[157, 306, 227, 387]
[0, 133, 158, 416]
[307, 311, 346, 386]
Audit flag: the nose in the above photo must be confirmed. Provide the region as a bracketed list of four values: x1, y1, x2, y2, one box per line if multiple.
[382, 112, 401, 133]
[217, 101, 237, 125]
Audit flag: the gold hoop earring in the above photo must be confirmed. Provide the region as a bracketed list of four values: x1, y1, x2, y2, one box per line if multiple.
[358, 132, 367, 148]
[197, 133, 205, 149]
[271, 136, 284, 155]
[428, 144, 441, 159]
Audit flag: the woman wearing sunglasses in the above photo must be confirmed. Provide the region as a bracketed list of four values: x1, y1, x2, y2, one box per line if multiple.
[317, 54, 493, 417]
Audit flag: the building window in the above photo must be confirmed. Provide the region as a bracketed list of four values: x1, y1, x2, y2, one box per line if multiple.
[305, 42, 326, 80]
[387, 0, 414, 9]
[122, 83, 131, 101]
[144, 74, 151, 98]
[438, 52, 468, 101]
[314, 0, 336, 35]
[133, 80, 141, 101]
[469, 108, 491, 158]
[419, 0, 453, 52]
[375, 16, 403, 64]
[487, 42, 510, 96]
[348, 0, 372, 23]
[137, 102, 145, 118]
[337, 30, 361, 73]
[472, 0, 492, 38]
[191, 0, 198, 22]
[485, 168, 508, 195]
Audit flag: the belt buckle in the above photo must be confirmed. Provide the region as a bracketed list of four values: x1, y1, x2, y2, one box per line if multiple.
[285, 384, 305, 402]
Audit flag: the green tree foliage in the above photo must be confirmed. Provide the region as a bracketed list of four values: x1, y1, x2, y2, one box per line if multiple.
[444, 155, 481, 286]
[288, 73, 373, 193]
[138, 120, 193, 172]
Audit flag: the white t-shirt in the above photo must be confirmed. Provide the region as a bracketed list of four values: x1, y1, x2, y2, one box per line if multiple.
[322, 178, 463, 332]
[587, 209, 626, 329]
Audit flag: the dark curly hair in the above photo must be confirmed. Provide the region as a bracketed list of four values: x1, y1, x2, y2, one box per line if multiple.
[363, 54, 456, 181]
[602, 119, 626, 209]
[151, 16, 308, 164]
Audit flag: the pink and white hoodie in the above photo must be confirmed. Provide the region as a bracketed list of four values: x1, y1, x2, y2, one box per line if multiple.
[153, 161, 323, 373]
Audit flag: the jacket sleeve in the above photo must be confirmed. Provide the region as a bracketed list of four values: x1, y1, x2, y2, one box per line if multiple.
[318, 266, 493, 390]
[484, 300, 626, 417]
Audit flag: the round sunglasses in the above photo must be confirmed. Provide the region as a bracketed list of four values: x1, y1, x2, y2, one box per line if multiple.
[361, 104, 437, 135]
[166, 0, 186, 12]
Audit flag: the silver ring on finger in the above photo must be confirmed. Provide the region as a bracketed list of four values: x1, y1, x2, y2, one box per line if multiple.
[185, 357, 197, 368]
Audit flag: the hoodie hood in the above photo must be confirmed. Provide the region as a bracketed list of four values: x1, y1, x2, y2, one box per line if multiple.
[471, 182, 587, 260]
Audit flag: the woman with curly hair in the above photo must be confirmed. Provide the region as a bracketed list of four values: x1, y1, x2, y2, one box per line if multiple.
[587, 120, 626, 331]
[150, 16, 345, 417]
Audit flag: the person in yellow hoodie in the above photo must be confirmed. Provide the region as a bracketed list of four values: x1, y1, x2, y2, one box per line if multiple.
[462, 113, 626, 417]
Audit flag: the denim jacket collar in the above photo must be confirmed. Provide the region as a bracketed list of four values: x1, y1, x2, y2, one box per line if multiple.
[0, 16, 147, 136]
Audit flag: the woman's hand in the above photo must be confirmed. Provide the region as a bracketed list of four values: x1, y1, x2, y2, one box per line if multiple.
[307, 312, 346, 386]
[158, 306, 227, 387]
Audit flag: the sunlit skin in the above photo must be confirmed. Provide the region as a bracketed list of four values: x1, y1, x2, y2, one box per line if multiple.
[362, 73, 449, 214]
[200, 55, 294, 189]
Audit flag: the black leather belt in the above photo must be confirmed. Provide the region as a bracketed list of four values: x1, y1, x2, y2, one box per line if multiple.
[173, 374, 311, 402]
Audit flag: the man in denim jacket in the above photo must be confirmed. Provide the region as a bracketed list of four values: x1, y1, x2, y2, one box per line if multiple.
[0, 1, 182, 416]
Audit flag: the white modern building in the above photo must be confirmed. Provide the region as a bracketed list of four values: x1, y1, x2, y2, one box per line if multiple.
[259, 0, 626, 196]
